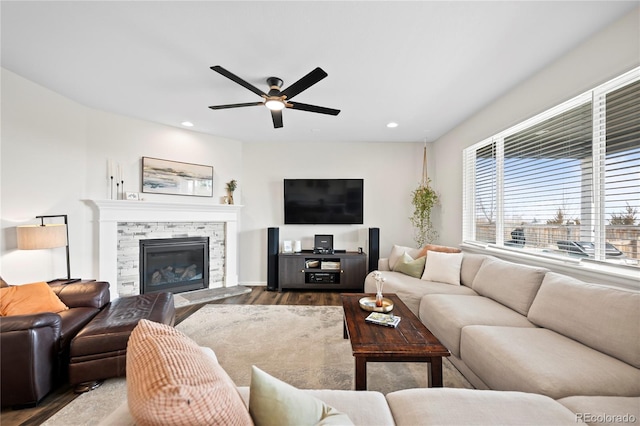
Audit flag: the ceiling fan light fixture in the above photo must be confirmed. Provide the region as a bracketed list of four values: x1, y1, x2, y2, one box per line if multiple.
[265, 98, 285, 111]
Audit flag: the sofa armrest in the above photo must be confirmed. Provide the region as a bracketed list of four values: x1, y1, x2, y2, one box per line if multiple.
[378, 258, 391, 271]
[0, 312, 61, 334]
[53, 281, 110, 309]
[1, 312, 62, 406]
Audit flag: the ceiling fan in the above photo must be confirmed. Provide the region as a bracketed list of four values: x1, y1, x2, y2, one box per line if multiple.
[208, 66, 340, 129]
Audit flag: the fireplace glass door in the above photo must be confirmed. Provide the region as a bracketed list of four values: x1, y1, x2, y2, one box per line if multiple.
[140, 237, 209, 294]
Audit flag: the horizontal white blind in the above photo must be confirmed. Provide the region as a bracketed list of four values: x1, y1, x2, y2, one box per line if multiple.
[474, 142, 496, 243]
[604, 79, 640, 260]
[502, 102, 592, 252]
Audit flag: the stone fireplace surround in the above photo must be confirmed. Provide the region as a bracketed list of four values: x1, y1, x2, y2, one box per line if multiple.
[89, 200, 241, 300]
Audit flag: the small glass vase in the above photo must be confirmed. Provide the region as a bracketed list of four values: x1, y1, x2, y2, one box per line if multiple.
[376, 291, 384, 307]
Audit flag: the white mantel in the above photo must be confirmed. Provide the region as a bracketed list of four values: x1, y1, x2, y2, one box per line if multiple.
[88, 200, 242, 299]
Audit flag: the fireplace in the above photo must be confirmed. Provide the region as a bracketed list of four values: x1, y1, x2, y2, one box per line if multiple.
[140, 237, 209, 295]
[91, 200, 241, 299]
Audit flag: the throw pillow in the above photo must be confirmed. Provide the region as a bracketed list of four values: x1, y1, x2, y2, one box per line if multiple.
[418, 244, 462, 258]
[392, 252, 427, 278]
[0, 281, 68, 316]
[388, 245, 423, 270]
[127, 319, 253, 426]
[249, 365, 354, 426]
[421, 251, 464, 286]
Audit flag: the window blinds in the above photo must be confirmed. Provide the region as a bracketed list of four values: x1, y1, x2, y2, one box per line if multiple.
[462, 67, 640, 268]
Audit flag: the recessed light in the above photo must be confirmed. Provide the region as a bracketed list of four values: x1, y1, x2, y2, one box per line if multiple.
[386, 122, 398, 128]
[181, 121, 194, 127]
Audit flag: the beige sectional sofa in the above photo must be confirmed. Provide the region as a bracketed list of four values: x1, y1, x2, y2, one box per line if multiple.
[96, 246, 638, 425]
[364, 246, 640, 423]
[101, 319, 582, 425]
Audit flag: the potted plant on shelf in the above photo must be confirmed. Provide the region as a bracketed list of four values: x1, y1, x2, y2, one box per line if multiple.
[410, 144, 439, 247]
[225, 179, 237, 205]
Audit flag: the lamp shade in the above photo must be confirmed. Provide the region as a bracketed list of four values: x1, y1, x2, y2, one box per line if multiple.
[17, 224, 67, 250]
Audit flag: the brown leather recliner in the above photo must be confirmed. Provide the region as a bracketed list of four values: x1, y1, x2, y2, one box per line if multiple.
[0, 281, 110, 407]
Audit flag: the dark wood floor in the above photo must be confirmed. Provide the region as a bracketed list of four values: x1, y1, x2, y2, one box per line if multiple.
[1, 287, 342, 426]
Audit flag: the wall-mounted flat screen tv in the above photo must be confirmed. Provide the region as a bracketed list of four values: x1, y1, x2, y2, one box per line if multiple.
[284, 179, 364, 225]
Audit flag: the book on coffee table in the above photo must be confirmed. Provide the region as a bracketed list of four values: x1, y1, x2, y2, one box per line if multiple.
[365, 312, 401, 328]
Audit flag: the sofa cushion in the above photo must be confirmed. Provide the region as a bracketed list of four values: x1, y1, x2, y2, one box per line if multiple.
[558, 396, 640, 426]
[471, 259, 547, 315]
[459, 253, 493, 287]
[127, 319, 253, 426]
[0, 282, 68, 316]
[364, 271, 477, 316]
[386, 388, 577, 425]
[52, 281, 110, 309]
[392, 252, 426, 278]
[421, 251, 463, 286]
[388, 245, 423, 270]
[460, 326, 640, 399]
[249, 365, 353, 426]
[528, 272, 640, 368]
[419, 295, 535, 357]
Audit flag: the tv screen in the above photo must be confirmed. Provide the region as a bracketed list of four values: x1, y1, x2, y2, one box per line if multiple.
[284, 179, 364, 225]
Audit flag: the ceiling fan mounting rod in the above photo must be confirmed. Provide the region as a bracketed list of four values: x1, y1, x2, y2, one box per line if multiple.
[266, 77, 283, 91]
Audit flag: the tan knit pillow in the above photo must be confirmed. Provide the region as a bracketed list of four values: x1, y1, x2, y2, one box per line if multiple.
[127, 319, 253, 426]
[418, 244, 461, 258]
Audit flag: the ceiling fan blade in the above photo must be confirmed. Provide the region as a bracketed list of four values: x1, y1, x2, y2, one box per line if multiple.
[208, 101, 264, 110]
[271, 109, 283, 128]
[210, 66, 267, 97]
[280, 67, 328, 100]
[288, 101, 340, 116]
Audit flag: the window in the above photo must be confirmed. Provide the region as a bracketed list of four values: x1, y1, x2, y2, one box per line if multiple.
[463, 67, 640, 269]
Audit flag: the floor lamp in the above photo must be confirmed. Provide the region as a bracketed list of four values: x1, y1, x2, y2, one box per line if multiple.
[17, 214, 80, 283]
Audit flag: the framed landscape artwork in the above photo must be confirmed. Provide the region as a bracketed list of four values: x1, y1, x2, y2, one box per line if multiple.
[142, 157, 214, 197]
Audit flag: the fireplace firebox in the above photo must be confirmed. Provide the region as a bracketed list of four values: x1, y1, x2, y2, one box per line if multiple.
[139, 237, 209, 294]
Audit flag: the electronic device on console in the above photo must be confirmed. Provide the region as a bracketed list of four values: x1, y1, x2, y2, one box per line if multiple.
[308, 272, 336, 283]
[313, 234, 334, 254]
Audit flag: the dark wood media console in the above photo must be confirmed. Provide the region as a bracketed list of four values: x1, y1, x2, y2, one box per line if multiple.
[278, 251, 367, 292]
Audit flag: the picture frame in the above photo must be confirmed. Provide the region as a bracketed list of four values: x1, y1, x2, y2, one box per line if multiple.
[142, 157, 213, 197]
[125, 191, 140, 200]
[282, 240, 293, 253]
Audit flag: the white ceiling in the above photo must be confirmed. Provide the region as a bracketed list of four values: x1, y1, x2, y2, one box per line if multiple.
[1, 1, 637, 144]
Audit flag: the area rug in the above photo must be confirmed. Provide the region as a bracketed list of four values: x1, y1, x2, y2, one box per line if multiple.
[43, 305, 472, 425]
[172, 285, 251, 308]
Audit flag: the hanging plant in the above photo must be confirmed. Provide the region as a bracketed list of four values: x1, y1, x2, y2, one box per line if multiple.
[410, 144, 439, 247]
[410, 181, 439, 247]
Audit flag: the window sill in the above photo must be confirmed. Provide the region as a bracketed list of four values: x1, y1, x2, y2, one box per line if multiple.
[460, 242, 639, 291]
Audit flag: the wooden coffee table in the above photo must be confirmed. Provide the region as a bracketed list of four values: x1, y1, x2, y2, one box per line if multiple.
[341, 293, 450, 391]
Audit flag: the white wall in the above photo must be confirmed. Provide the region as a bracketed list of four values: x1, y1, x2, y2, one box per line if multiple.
[1, 69, 242, 284]
[1, 68, 90, 283]
[1, 68, 427, 286]
[239, 141, 427, 285]
[432, 7, 640, 247]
